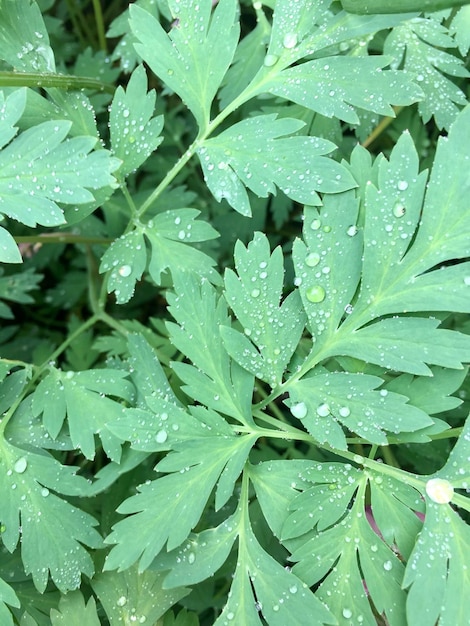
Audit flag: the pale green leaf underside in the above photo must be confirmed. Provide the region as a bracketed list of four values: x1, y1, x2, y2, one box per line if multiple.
[50, 592, 100, 626]
[0, 577, 19, 626]
[198, 114, 356, 216]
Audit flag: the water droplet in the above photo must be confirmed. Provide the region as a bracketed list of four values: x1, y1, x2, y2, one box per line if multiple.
[380, 389, 388, 397]
[393, 202, 406, 218]
[155, 430, 168, 444]
[311, 219, 321, 230]
[306, 285, 325, 303]
[264, 53, 279, 67]
[339, 406, 351, 418]
[251, 288, 260, 298]
[426, 478, 454, 504]
[346, 225, 358, 237]
[118, 265, 132, 277]
[291, 402, 308, 420]
[316, 403, 330, 417]
[305, 252, 320, 267]
[343, 608, 353, 619]
[383, 560, 392, 571]
[397, 180, 408, 191]
[371, 544, 378, 552]
[289, 585, 298, 594]
[282, 33, 298, 49]
[344, 304, 353, 315]
[117, 596, 127, 607]
[167, 69, 174, 76]
[188, 552, 196, 564]
[13, 457, 28, 474]
[463, 276, 470, 286]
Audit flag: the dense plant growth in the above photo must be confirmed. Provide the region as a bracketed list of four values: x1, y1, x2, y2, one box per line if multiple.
[0, 0, 469, 624]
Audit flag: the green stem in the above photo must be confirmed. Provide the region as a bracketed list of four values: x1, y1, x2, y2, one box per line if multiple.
[0, 71, 114, 94]
[92, 0, 107, 52]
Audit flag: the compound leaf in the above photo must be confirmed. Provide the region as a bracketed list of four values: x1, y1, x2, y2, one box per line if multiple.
[0, 268, 42, 318]
[0, 441, 101, 593]
[0, 120, 120, 228]
[109, 64, 163, 178]
[288, 372, 432, 450]
[0, 577, 19, 626]
[198, 114, 356, 216]
[50, 592, 100, 626]
[31, 367, 134, 461]
[129, 0, 239, 131]
[222, 233, 306, 387]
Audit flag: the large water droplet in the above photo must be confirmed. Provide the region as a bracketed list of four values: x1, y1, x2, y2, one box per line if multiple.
[282, 33, 298, 49]
[343, 608, 353, 619]
[393, 202, 406, 218]
[346, 225, 358, 237]
[316, 403, 330, 417]
[117, 596, 127, 607]
[397, 180, 408, 191]
[311, 219, 321, 230]
[155, 430, 168, 444]
[118, 265, 132, 277]
[339, 406, 351, 418]
[264, 53, 279, 67]
[425, 478, 454, 504]
[187, 552, 196, 564]
[305, 252, 320, 267]
[306, 285, 325, 303]
[13, 457, 28, 474]
[251, 288, 260, 298]
[291, 402, 308, 420]
[383, 560, 392, 571]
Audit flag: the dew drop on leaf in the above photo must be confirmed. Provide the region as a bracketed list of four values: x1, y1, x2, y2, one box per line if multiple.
[463, 276, 470, 285]
[346, 225, 358, 236]
[155, 430, 168, 443]
[291, 401, 308, 419]
[397, 180, 408, 191]
[383, 560, 393, 571]
[117, 596, 127, 607]
[187, 552, 196, 564]
[393, 202, 406, 217]
[282, 33, 298, 49]
[13, 457, 28, 474]
[343, 608, 353, 619]
[311, 219, 321, 230]
[264, 53, 279, 67]
[425, 477, 454, 503]
[118, 264, 132, 277]
[305, 252, 320, 267]
[41, 488, 50, 497]
[306, 285, 326, 303]
[251, 288, 260, 298]
[316, 403, 330, 417]
[339, 406, 351, 418]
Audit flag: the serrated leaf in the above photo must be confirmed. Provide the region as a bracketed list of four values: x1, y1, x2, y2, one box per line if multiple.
[50, 592, 100, 626]
[167, 272, 254, 424]
[288, 372, 432, 449]
[129, 0, 239, 131]
[385, 367, 467, 416]
[0, 577, 19, 626]
[0, 268, 42, 318]
[287, 470, 407, 626]
[198, 114, 356, 216]
[110, 64, 164, 178]
[432, 412, 470, 488]
[0, 89, 26, 150]
[100, 211, 219, 304]
[0, 120, 120, 227]
[91, 566, 189, 626]
[0, 441, 101, 592]
[262, 56, 423, 124]
[31, 367, 134, 461]
[0, 226, 22, 264]
[104, 433, 255, 571]
[222, 233, 306, 387]
[0, 0, 55, 72]
[404, 501, 470, 626]
[450, 5, 470, 55]
[385, 18, 468, 128]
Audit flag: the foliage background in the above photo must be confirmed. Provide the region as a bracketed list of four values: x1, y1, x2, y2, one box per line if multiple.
[0, 0, 469, 625]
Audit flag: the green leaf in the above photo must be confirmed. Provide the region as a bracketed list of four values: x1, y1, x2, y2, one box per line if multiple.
[50, 592, 100, 626]
[0, 441, 101, 592]
[404, 502, 470, 626]
[385, 18, 468, 128]
[262, 55, 423, 124]
[91, 566, 189, 626]
[286, 469, 407, 626]
[31, 367, 135, 461]
[104, 432, 256, 571]
[100, 210, 219, 304]
[198, 114, 356, 216]
[0, 89, 26, 149]
[0, 226, 22, 264]
[0, 120, 120, 227]
[0, 577, 19, 626]
[167, 272, 254, 424]
[0, 0, 55, 72]
[0, 268, 42, 318]
[289, 372, 432, 449]
[110, 64, 164, 178]
[222, 233, 306, 387]
[129, 0, 239, 131]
